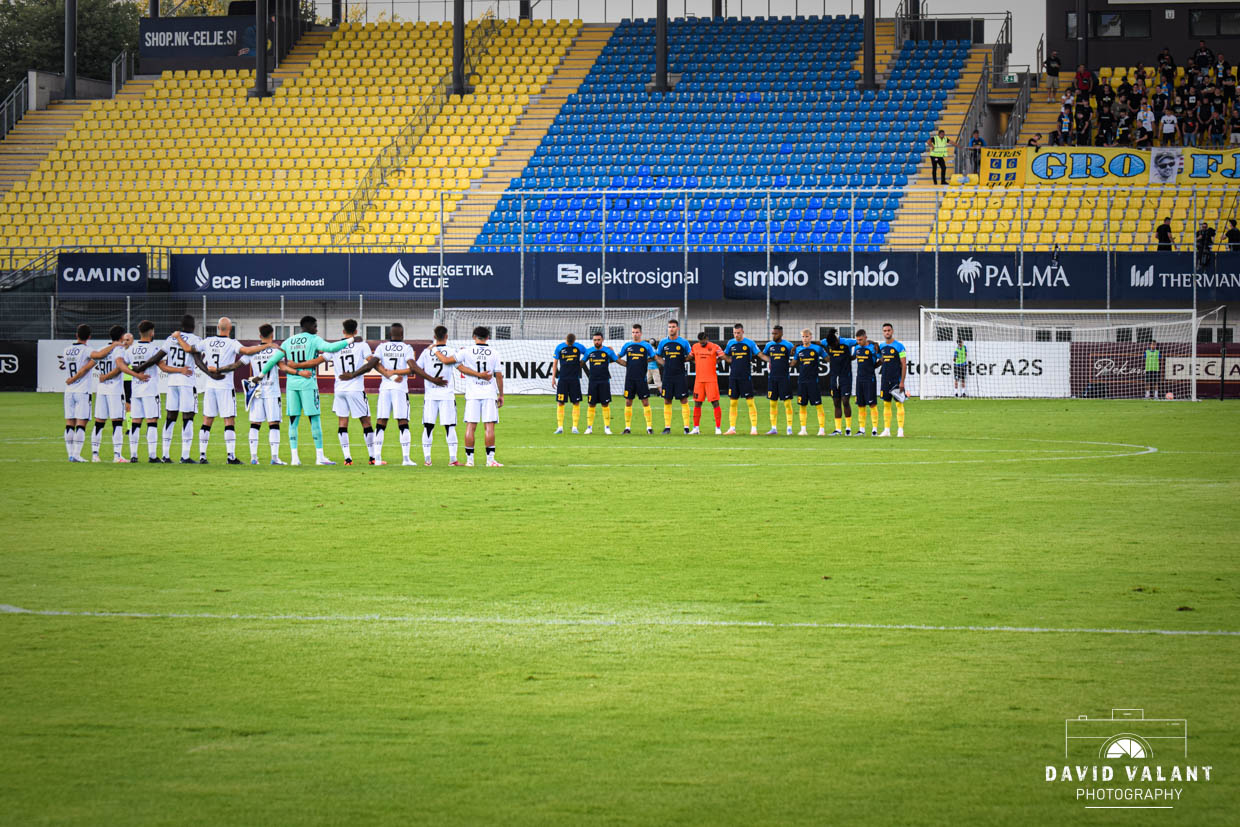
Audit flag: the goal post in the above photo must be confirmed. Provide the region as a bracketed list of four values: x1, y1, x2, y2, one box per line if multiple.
[917, 307, 1222, 401]
[436, 307, 680, 395]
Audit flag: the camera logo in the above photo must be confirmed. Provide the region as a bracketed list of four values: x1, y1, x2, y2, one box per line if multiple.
[1065, 709, 1187, 760]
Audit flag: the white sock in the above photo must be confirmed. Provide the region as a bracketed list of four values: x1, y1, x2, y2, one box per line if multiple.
[91, 423, 103, 456]
[249, 427, 260, 462]
[162, 420, 174, 458]
[422, 425, 433, 462]
[74, 426, 85, 458]
[198, 427, 210, 458]
[129, 424, 140, 458]
[374, 427, 386, 460]
[364, 429, 375, 460]
[112, 422, 124, 457]
[399, 426, 411, 461]
[64, 427, 74, 458]
[146, 425, 158, 460]
[224, 427, 236, 460]
[269, 427, 280, 459]
[445, 425, 458, 462]
[181, 420, 194, 460]
[316, 448, 327, 462]
[338, 428, 351, 459]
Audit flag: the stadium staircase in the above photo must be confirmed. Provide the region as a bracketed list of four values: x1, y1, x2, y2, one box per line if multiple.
[0, 102, 93, 195]
[848, 19, 898, 85]
[271, 29, 336, 86]
[1015, 98, 1061, 145]
[441, 23, 615, 250]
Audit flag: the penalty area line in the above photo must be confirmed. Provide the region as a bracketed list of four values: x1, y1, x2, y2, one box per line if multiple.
[1, 605, 1236, 637]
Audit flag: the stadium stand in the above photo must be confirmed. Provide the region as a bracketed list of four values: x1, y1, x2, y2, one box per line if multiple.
[0, 19, 576, 254]
[471, 16, 977, 253]
[0, 102, 93, 196]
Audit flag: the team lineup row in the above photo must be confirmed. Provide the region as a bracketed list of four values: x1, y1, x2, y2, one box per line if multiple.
[58, 316, 505, 467]
[549, 320, 912, 438]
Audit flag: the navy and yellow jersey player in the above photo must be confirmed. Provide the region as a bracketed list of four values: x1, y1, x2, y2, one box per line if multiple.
[824, 328, 859, 435]
[878, 322, 908, 438]
[581, 333, 618, 435]
[758, 324, 797, 435]
[616, 323, 656, 434]
[721, 323, 761, 435]
[654, 319, 693, 434]
[552, 334, 585, 434]
[793, 329, 830, 436]
[852, 329, 881, 437]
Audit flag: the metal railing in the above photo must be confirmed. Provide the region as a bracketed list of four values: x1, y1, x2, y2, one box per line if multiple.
[991, 10, 1011, 78]
[110, 51, 132, 98]
[954, 53, 987, 174]
[1, 76, 30, 141]
[1001, 71, 1031, 148]
[326, 7, 500, 245]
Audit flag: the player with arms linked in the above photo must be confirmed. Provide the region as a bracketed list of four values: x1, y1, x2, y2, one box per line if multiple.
[722, 323, 760, 435]
[690, 332, 725, 435]
[878, 323, 907, 438]
[759, 325, 796, 435]
[655, 320, 693, 434]
[437, 326, 504, 467]
[793, 329, 829, 436]
[852, 330, 880, 436]
[552, 333, 585, 434]
[616, 324, 655, 435]
[581, 333, 618, 435]
[824, 328, 858, 436]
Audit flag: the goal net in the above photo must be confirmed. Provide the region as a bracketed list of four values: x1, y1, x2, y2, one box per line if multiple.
[437, 307, 680, 394]
[918, 308, 1220, 400]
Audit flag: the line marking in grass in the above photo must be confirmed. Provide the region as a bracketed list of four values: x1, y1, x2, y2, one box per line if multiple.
[2, 604, 1235, 637]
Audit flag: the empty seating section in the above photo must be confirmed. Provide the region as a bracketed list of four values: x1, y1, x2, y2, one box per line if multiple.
[359, 19, 578, 248]
[473, 19, 972, 252]
[930, 188, 1237, 252]
[0, 19, 576, 251]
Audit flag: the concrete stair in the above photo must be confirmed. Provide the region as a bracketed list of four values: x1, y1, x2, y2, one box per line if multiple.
[1016, 98, 1063, 146]
[0, 101, 94, 195]
[271, 29, 336, 87]
[441, 24, 615, 251]
[886, 45, 991, 250]
[849, 20, 899, 85]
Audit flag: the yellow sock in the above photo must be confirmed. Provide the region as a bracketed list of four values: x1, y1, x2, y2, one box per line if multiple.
[844, 410, 852, 432]
[798, 406, 808, 429]
[557, 405, 565, 429]
[834, 416, 842, 431]
[883, 401, 892, 430]
[641, 404, 651, 430]
[587, 406, 596, 429]
[816, 405, 826, 430]
[746, 399, 758, 428]
[896, 401, 905, 429]
[624, 406, 633, 429]
[664, 403, 673, 430]
[870, 406, 878, 429]
[572, 404, 580, 428]
[682, 401, 692, 429]
[857, 408, 866, 430]
[602, 406, 610, 428]
[769, 400, 779, 429]
[729, 399, 739, 428]
[784, 400, 794, 427]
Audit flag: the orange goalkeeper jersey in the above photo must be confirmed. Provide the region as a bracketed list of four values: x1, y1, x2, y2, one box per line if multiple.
[692, 342, 723, 384]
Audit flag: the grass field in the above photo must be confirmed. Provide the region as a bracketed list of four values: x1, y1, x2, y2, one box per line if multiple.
[1, 392, 1238, 825]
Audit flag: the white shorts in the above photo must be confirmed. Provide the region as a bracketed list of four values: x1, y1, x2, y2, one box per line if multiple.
[131, 395, 161, 420]
[377, 388, 410, 420]
[203, 388, 237, 419]
[422, 396, 457, 426]
[166, 385, 199, 413]
[333, 391, 370, 418]
[63, 391, 91, 420]
[464, 398, 499, 423]
[247, 393, 282, 423]
[94, 393, 125, 420]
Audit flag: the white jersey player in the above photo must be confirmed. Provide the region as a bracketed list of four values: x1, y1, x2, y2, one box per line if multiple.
[416, 325, 459, 466]
[178, 317, 268, 464]
[123, 320, 163, 463]
[240, 324, 288, 465]
[439, 325, 504, 467]
[60, 324, 110, 462]
[160, 314, 201, 462]
[322, 319, 374, 465]
[89, 325, 131, 463]
[369, 322, 449, 466]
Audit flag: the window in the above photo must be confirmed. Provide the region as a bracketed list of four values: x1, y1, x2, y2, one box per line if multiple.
[1197, 326, 1214, 343]
[935, 325, 954, 342]
[1035, 328, 1052, 342]
[818, 325, 855, 340]
[1136, 327, 1154, 344]
[274, 325, 292, 340]
[1066, 11, 1077, 40]
[1222, 327, 1236, 344]
[700, 325, 724, 341]
[205, 324, 218, 337]
[609, 325, 626, 340]
[1224, 12, 1240, 36]
[494, 325, 512, 341]
[1080, 10, 1151, 39]
[365, 325, 383, 341]
[1116, 327, 1133, 343]
[1197, 9, 1240, 36]
[1056, 329, 1073, 343]
[958, 326, 975, 342]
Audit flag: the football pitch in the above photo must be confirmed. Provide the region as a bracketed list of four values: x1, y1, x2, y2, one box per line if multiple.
[1, 392, 1238, 825]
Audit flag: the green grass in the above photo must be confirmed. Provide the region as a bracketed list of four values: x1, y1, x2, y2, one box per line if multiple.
[1, 393, 1238, 825]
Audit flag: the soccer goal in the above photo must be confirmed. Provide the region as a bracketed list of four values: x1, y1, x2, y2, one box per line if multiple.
[918, 307, 1223, 400]
[437, 307, 680, 395]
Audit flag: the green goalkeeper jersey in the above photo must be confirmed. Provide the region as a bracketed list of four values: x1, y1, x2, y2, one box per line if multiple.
[262, 332, 353, 392]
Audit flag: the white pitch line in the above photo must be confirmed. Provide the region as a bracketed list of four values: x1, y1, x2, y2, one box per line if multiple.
[1, 605, 1235, 637]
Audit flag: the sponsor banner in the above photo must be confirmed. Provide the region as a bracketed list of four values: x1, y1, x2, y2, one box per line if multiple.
[980, 147, 1027, 187]
[172, 253, 349, 293]
[1165, 345, 1240, 399]
[349, 254, 515, 299]
[723, 252, 919, 301]
[1113, 252, 1240, 303]
[57, 253, 147, 295]
[1069, 342, 1194, 398]
[936, 252, 1096, 303]
[1017, 147, 1240, 185]
[0, 340, 37, 391]
[917, 341, 1071, 397]
[139, 16, 259, 72]
[531, 252, 724, 301]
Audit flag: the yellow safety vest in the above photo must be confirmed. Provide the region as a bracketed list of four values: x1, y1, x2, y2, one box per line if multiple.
[931, 136, 949, 158]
